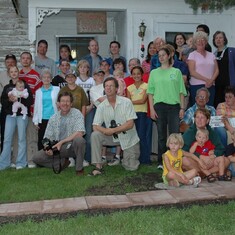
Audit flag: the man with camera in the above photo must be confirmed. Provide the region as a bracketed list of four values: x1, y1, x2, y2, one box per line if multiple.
[90, 77, 140, 175]
[33, 91, 86, 175]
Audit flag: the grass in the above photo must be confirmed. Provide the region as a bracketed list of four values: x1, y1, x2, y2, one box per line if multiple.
[0, 163, 160, 203]
[1, 202, 235, 234]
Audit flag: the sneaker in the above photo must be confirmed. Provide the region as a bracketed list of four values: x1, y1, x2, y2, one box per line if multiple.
[101, 156, 107, 164]
[16, 166, 24, 170]
[108, 157, 120, 166]
[68, 157, 75, 167]
[28, 163, 36, 168]
[10, 163, 16, 168]
[157, 164, 163, 170]
[193, 176, 201, 187]
[83, 160, 90, 167]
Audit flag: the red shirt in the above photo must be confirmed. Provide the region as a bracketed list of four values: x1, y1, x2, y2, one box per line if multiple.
[19, 68, 42, 114]
[192, 140, 215, 156]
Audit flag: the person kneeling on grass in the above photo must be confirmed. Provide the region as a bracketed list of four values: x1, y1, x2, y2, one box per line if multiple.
[162, 133, 201, 187]
[33, 92, 86, 176]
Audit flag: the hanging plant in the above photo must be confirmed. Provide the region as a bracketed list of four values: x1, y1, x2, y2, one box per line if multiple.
[185, 0, 235, 13]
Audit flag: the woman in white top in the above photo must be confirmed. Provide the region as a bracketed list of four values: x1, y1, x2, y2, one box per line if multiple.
[33, 69, 60, 150]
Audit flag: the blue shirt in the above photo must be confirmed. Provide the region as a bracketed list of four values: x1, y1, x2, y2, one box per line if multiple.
[42, 85, 54, 120]
[182, 103, 216, 126]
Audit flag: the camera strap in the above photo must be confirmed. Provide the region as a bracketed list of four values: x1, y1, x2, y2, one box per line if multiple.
[52, 154, 62, 174]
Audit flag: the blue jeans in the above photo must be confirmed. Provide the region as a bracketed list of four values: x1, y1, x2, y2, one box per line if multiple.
[190, 84, 215, 106]
[214, 127, 227, 147]
[135, 112, 151, 164]
[229, 162, 235, 177]
[84, 107, 96, 162]
[154, 103, 180, 164]
[0, 115, 28, 170]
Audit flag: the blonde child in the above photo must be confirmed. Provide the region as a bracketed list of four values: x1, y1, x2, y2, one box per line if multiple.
[113, 69, 126, 96]
[190, 129, 215, 157]
[162, 133, 201, 187]
[8, 80, 29, 119]
[190, 129, 231, 181]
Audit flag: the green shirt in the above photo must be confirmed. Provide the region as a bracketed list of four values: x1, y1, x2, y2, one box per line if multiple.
[147, 67, 187, 105]
[59, 85, 88, 112]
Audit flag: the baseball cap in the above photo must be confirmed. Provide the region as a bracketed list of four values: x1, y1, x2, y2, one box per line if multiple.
[100, 58, 111, 66]
[5, 54, 17, 61]
[93, 68, 105, 76]
[65, 69, 76, 78]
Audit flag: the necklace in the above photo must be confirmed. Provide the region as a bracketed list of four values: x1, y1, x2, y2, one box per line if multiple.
[215, 46, 227, 60]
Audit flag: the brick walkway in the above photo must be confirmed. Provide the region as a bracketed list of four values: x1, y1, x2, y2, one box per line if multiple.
[0, 179, 235, 217]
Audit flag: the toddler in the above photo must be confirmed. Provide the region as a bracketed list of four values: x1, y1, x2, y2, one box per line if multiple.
[162, 133, 201, 187]
[190, 129, 215, 157]
[8, 80, 29, 119]
[113, 69, 126, 96]
[190, 129, 231, 182]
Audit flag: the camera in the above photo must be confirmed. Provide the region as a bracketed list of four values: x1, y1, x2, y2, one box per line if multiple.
[42, 138, 60, 155]
[109, 120, 126, 139]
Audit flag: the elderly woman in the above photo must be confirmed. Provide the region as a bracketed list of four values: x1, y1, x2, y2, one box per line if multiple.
[188, 31, 219, 106]
[215, 86, 235, 147]
[182, 108, 231, 182]
[33, 69, 60, 150]
[213, 31, 235, 108]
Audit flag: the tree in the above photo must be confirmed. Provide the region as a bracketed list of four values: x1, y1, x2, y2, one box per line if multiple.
[185, 0, 235, 13]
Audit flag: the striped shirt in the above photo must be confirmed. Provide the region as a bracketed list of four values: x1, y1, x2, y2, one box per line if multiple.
[93, 96, 139, 150]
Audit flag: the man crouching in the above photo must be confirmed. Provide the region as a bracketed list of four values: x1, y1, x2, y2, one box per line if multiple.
[33, 91, 86, 175]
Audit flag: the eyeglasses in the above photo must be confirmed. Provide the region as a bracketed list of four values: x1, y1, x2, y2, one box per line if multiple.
[197, 95, 207, 100]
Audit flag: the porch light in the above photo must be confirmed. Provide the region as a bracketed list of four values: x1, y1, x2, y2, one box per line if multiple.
[138, 21, 147, 41]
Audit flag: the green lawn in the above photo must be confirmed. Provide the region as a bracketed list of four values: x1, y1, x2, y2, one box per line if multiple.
[1, 202, 235, 234]
[0, 163, 160, 203]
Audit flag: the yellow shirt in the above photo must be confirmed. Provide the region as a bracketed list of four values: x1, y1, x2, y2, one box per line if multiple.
[127, 82, 148, 113]
[163, 149, 183, 176]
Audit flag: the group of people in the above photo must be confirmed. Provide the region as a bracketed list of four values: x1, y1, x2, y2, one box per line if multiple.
[0, 24, 234, 188]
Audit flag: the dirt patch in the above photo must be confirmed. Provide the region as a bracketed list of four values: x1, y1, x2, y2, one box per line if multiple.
[85, 172, 161, 195]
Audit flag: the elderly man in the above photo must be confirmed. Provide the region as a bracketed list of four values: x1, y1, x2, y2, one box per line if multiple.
[33, 91, 86, 175]
[180, 87, 216, 132]
[150, 37, 166, 70]
[90, 77, 140, 175]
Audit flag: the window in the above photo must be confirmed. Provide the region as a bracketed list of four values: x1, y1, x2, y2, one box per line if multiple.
[57, 36, 94, 61]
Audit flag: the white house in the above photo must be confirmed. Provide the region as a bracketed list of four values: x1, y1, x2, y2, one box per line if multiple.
[26, 0, 235, 62]
[1, 0, 235, 69]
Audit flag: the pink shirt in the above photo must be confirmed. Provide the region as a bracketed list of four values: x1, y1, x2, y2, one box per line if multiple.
[188, 50, 216, 86]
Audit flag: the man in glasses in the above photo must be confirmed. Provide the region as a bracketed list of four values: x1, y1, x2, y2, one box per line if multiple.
[180, 87, 216, 132]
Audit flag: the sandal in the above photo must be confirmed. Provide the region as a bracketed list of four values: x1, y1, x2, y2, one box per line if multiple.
[218, 174, 232, 181]
[207, 173, 216, 183]
[88, 168, 104, 176]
